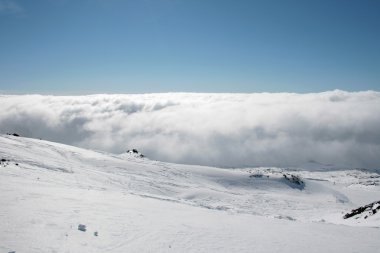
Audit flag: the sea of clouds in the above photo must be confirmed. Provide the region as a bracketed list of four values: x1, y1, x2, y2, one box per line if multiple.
[0, 90, 379, 169]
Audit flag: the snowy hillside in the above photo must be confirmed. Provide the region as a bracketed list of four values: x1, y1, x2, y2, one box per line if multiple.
[1, 134, 379, 252]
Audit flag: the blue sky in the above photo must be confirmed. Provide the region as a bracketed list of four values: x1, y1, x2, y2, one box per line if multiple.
[0, 0, 379, 94]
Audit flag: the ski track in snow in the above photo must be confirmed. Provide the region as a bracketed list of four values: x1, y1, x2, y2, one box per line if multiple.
[0, 135, 380, 252]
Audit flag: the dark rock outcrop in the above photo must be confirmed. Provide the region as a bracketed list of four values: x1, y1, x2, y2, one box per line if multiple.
[343, 200, 380, 219]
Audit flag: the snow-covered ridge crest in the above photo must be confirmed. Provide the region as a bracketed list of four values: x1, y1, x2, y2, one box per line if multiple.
[0, 90, 379, 169]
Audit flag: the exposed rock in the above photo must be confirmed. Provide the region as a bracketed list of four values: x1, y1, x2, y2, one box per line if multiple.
[7, 133, 20, 137]
[343, 200, 380, 219]
[126, 149, 145, 158]
[249, 173, 263, 178]
[1, 158, 9, 167]
[78, 224, 86, 232]
[283, 174, 305, 189]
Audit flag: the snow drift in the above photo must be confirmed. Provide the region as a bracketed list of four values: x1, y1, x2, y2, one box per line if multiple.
[0, 90, 379, 168]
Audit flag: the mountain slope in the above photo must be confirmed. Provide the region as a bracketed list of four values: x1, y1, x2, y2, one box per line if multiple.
[1, 135, 379, 252]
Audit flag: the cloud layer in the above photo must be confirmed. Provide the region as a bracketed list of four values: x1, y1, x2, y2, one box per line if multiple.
[1, 91, 379, 169]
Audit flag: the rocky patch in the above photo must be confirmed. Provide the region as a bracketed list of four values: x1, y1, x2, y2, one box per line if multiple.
[126, 149, 145, 158]
[343, 200, 380, 220]
[283, 174, 305, 190]
[6, 133, 20, 137]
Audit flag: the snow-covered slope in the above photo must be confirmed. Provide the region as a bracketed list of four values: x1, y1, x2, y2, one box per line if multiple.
[1, 135, 379, 252]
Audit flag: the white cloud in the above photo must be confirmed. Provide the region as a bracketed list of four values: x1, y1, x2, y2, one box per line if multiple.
[0, 90, 379, 169]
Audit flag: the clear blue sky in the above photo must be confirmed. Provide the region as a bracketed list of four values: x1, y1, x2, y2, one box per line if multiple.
[0, 0, 379, 94]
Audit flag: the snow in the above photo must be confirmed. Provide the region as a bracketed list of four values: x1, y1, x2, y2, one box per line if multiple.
[1, 135, 380, 252]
